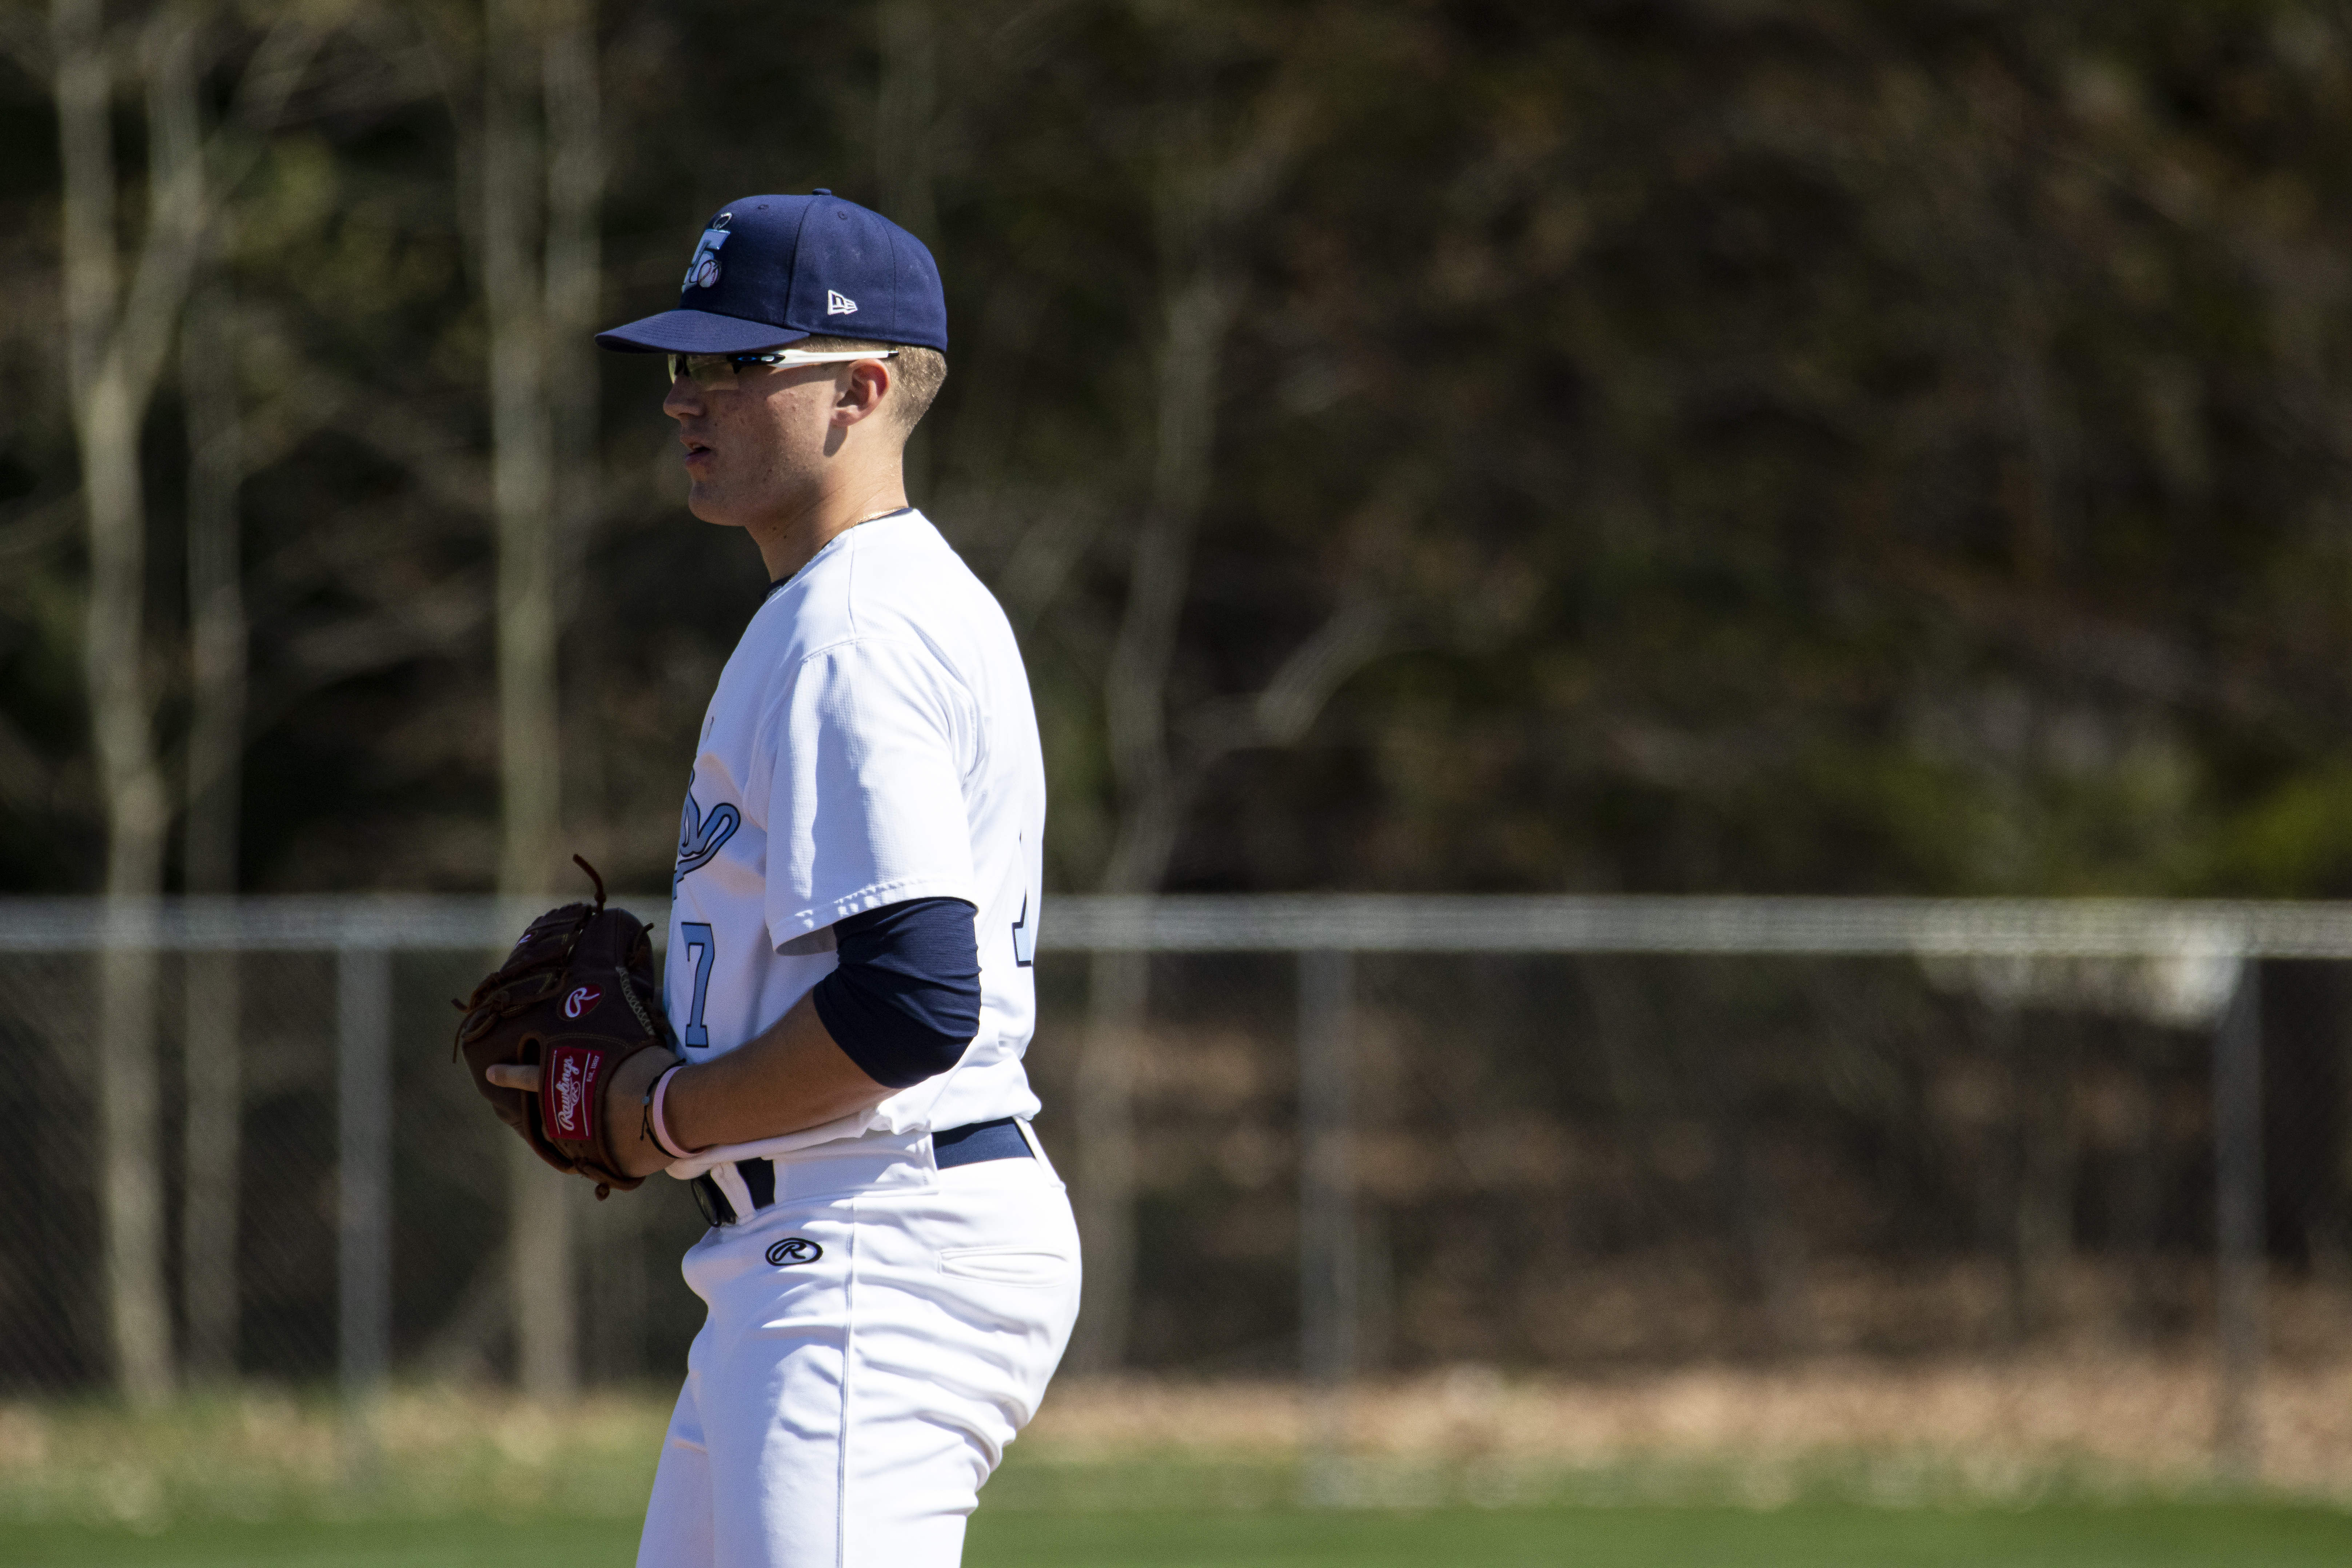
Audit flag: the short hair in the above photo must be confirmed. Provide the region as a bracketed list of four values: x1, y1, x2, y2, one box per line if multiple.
[794, 335, 947, 433]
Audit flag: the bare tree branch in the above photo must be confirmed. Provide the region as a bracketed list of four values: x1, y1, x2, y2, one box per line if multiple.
[234, 566, 491, 749]
[0, 7, 50, 78]
[1098, 74, 1311, 894]
[108, 7, 328, 423]
[997, 492, 1106, 638]
[1248, 596, 1391, 747]
[0, 491, 84, 566]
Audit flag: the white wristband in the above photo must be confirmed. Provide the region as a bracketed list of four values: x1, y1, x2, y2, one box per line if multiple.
[646, 1063, 699, 1161]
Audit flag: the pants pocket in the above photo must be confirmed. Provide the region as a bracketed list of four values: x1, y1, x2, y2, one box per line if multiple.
[937, 1244, 1076, 1288]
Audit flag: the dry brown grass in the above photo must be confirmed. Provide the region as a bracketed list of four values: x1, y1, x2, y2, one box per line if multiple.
[1028, 1354, 2352, 1497]
[3, 1352, 2347, 1527]
[0, 1387, 669, 1527]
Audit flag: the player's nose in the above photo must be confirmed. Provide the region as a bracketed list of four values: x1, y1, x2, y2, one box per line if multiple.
[663, 374, 706, 419]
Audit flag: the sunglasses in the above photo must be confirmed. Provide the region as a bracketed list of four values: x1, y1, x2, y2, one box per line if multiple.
[666, 347, 899, 389]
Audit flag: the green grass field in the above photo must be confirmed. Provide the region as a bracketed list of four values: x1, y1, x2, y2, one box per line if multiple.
[6, 1389, 2351, 1567]
[7, 1500, 2352, 1568]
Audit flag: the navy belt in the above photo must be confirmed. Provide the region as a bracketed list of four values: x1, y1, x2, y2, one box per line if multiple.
[692, 1117, 1033, 1226]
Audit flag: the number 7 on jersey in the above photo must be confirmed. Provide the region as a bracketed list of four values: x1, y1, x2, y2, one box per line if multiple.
[678, 922, 716, 1046]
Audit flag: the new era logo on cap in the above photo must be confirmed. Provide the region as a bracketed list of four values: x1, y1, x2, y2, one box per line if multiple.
[594, 190, 946, 356]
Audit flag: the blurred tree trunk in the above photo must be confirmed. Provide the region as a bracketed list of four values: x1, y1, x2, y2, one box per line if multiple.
[1071, 950, 1146, 1373]
[52, 0, 216, 1408]
[1701, 1045, 1814, 1354]
[876, 0, 937, 501]
[49, 0, 316, 1405]
[485, 0, 600, 1401]
[1069, 122, 1236, 1375]
[583, 1170, 646, 1381]
[2012, 1018, 2076, 1339]
[486, 0, 559, 906]
[178, 71, 246, 1393]
[2115, 1033, 2164, 1339]
[543, 0, 600, 635]
[1070, 84, 1311, 1373]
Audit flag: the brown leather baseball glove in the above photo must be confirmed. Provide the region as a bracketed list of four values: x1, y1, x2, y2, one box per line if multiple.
[454, 857, 678, 1197]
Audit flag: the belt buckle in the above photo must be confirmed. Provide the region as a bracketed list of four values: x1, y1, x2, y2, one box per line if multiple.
[691, 1172, 736, 1226]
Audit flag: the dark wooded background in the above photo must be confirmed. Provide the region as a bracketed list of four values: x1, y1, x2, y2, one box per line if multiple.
[11, 1, 2352, 906]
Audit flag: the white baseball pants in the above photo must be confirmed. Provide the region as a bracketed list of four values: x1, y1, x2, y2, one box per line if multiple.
[635, 1126, 1081, 1568]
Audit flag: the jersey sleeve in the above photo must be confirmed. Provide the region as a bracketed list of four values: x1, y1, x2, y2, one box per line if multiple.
[758, 637, 979, 944]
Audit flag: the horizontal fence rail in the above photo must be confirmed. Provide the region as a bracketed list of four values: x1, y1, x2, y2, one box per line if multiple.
[1042, 895, 2352, 957]
[9, 893, 2352, 956]
[0, 891, 2321, 1481]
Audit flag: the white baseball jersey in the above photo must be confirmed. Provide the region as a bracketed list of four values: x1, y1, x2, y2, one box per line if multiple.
[661, 510, 1046, 1177]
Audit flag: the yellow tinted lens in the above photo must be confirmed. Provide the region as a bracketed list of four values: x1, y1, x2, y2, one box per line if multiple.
[667, 353, 735, 387]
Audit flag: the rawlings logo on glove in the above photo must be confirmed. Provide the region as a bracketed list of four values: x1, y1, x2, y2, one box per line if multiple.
[546, 1046, 598, 1140]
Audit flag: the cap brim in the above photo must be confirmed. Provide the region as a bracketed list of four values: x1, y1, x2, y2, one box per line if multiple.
[593, 310, 812, 354]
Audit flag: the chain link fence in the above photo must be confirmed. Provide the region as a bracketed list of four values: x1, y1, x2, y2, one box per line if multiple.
[1, 896, 2345, 1479]
[0, 901, 717, 1403]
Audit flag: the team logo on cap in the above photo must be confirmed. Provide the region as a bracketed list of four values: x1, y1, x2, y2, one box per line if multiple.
[826, 289, 858, 316]
[683, 221, 732, 290]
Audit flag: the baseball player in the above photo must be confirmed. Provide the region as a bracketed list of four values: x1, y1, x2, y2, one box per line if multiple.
[575, 191, 1076, 1567]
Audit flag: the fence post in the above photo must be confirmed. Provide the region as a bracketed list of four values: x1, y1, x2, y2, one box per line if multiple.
[97, 899, 174, 1405]
[182, 948, 243, 1384]
[1070, 951, 1147, 1374]
[2213, 960, 2264, 1480]
[337, 943, 393, 1409]
[1299, 948, 1355, 1502]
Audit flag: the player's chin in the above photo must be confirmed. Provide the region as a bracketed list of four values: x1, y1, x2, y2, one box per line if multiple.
[682, 483, 738, 526]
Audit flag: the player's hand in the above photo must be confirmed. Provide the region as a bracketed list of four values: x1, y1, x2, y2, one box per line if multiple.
[484, 1053, 679, 1179]
[606, 1046, 684, 1178]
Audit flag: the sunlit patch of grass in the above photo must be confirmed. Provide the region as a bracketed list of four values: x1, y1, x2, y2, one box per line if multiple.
[0, 1386, 667, 1532]
[7, 1367, 2352, 1549]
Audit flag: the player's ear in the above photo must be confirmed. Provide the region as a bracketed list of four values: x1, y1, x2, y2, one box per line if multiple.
[835, 359, 893, 427]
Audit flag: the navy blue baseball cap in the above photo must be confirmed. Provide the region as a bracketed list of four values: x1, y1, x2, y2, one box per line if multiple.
[595, 191, 946, 354]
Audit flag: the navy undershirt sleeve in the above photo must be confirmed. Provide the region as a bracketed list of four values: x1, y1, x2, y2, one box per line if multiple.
[809, 897, 982, 1090]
